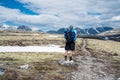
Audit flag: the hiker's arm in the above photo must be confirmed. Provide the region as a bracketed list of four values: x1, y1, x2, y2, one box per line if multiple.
[73, 31, 76, 41]
[64, 31, 67, 40]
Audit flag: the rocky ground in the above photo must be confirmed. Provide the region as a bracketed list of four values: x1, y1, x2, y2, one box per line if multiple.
[69, 39, 117, 80]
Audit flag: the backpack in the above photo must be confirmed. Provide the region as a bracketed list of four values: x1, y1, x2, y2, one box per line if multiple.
[65, 30, 73, 42]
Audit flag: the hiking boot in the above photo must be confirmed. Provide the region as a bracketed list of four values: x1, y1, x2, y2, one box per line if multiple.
[64, 56, 67, 61]
[69, 57, 73, 61]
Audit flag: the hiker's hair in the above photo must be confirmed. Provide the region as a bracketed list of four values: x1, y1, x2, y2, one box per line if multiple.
[69, 25, 73, 30]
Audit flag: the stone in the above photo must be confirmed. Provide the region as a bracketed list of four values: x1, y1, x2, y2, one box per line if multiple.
[19, 64, 29, 70]
[0, 68, 6, 75]
[58, 60, 78, 67]
[117, 78, 120, 80]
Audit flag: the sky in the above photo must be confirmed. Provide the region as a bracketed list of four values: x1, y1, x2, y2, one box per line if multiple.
[0, 0, 120, 31]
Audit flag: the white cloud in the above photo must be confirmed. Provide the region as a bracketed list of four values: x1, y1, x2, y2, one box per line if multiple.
[0, 0, 120, 30]
[0, 6, 59, 26]
[112, 16, 120, 21]
[0, 6, 22, 23]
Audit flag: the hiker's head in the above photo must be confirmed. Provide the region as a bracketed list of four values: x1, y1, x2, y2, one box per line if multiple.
[69, 25, 73, 30]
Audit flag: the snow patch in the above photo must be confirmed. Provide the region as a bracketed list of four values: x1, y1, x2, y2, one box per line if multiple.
[93, 27, 100, 33]
[0, 45, 64, 53]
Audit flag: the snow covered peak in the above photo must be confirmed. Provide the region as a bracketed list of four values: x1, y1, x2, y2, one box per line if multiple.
[0, 24, 17, 31]
[1, 24, 10, 29]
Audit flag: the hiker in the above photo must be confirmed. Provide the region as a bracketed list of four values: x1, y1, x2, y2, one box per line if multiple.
[64, 25, 77, 63]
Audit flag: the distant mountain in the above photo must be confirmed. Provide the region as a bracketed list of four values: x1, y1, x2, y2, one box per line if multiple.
[47, 28, 66, 34]
[0, 24, 10, 30]
[47, 26, 113, 35]
[77, 28, 120, 41]
[98, 29, 120, 41]
[47, 30, 57, 34]
[75, 26, 113, 35]
[0, 24, 17, 31]
[38, 30, 43, 32]
[17, 25, 32, 31]
[57, 28, 66, 34]
[98, 29, 120, 36]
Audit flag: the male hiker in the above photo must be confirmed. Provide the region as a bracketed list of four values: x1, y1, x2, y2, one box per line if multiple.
[64, 25, 77, 63]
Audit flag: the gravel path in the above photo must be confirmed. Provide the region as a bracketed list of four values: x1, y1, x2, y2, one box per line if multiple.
[71, 39, 115, 80]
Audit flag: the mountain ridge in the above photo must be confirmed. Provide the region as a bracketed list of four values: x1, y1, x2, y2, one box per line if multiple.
[47, 26, 113, 35]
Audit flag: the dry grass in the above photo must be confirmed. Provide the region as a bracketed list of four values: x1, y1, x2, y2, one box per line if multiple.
[0, 34, 63, 40]
[76, 38, 82, 44]
[0, 52, 73, 80]
[87, 39, 120, 55]
[0, 32, 64, 46]
[0, 31, 63, 40]
[0, 52, 64, 63]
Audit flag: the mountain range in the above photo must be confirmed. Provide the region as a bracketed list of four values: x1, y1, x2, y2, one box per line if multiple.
[0, 24, 116, 36]
[17, 25, 32, 31]
[77, 28, 120, 41]
[47, 26, 113, 35]
[0, 24, 35, 31]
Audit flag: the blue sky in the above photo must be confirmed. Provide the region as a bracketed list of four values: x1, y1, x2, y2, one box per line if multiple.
[0, 0, 38, 15]
[0, 0, 120, 31]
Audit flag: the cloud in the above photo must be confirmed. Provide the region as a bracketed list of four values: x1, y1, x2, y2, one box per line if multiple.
[112, 16, 120, 21]
[0, 6, 59, 25]
[0, 0, 120, 31]
[0, 6, 21, 23]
